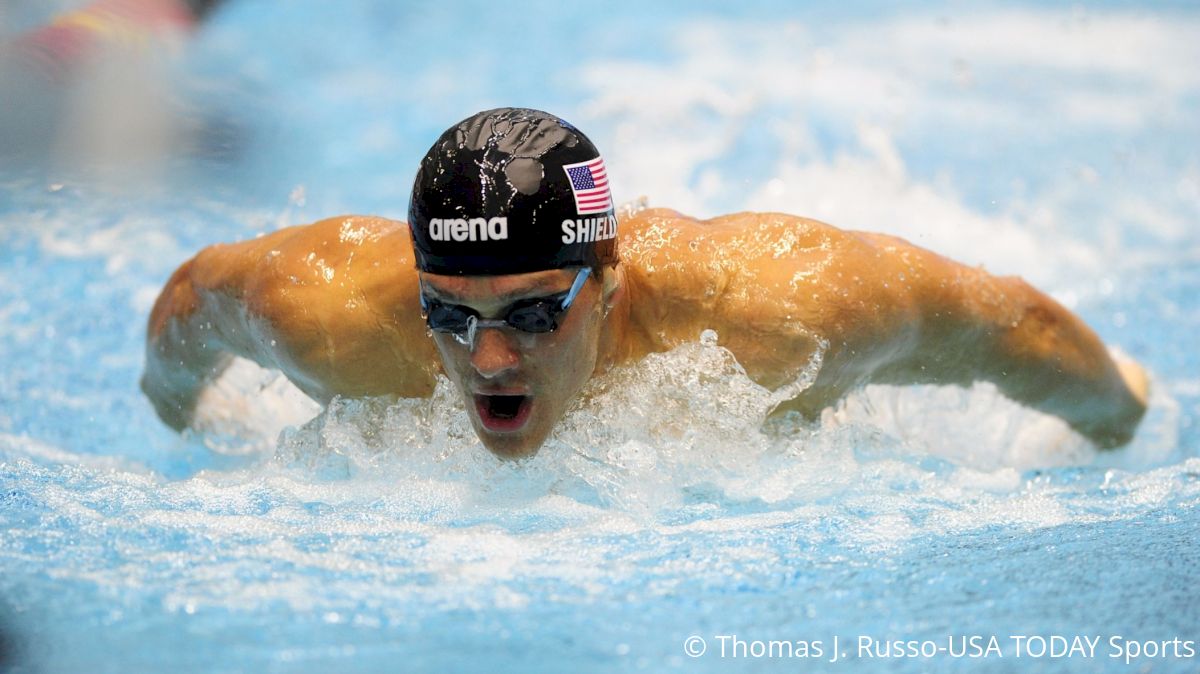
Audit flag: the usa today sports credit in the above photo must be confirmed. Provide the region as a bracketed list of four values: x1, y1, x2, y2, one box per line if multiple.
[681, 634, 1196, 664]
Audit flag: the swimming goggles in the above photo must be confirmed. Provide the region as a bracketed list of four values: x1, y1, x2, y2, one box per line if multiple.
[419, 268, 591, 346]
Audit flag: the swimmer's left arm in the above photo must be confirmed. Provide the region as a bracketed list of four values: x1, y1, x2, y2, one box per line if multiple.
[922, 267, 1146, 448]
[623, 210, 1144, 447]
[829, 232, 1148, 448]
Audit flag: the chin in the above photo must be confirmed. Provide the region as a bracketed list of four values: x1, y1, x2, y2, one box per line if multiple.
[477, 430, 546, 459]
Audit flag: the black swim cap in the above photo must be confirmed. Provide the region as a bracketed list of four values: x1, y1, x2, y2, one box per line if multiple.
[408, 108, 619, 276]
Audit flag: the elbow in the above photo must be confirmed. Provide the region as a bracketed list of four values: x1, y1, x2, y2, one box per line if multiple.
[1075, 402, 1145, 449]
[1095, 373, 1150, 449]
[139, 368, 192, 432]
[1056, 372, 1148, 449]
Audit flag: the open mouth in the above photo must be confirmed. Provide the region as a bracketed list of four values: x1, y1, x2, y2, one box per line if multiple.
[473, 394, 533, 432]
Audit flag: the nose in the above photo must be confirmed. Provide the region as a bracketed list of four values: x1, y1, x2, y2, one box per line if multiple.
[469, 326, 520, 379]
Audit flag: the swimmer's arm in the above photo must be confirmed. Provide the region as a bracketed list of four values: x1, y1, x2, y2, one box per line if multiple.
[141, 265, 226, 431]
[140, 238, 292, 430]
[818, 233, 1148, 448]
[920, 268, 1146, 448]
[141, 216, 439, 431]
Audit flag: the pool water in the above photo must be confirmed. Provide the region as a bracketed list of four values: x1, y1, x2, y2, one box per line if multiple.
[1, 2, 1198, 672]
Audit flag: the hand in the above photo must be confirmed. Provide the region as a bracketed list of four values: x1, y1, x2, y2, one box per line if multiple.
[1111, 348, 1150, 408]
[140, 369, 200, 431]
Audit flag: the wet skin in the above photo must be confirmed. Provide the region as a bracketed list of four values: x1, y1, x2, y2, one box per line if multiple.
[142, 209, 1149, 456]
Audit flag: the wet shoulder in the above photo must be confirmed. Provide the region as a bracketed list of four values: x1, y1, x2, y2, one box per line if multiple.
[265, 215, 411, 268]
[187, 215, 407, 289]
[220, 216, 405, 290]
[219, 215, 416, 326]
[618, 208, 848, 266]
[616, 209, 852, 383]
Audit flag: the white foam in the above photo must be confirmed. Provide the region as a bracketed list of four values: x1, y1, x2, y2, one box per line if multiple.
[192, 357, 322, 454]
[575, 10, 1200, 287]
[173, 336, 1181, 536]
[3, 335, 1191, 619]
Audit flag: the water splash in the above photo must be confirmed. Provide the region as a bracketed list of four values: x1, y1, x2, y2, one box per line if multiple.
[179, 329, 1180, 531]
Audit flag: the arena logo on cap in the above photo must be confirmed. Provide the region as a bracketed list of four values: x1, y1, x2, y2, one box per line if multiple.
[429, 217, 508, 242]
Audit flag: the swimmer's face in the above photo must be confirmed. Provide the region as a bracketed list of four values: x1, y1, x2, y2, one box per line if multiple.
[418, 268, 605, 458]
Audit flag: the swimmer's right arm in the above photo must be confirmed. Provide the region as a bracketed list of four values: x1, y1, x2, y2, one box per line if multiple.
[141, 232, 305, 430]
[141, 254, 232, 430]
[141, 216, 440, 431]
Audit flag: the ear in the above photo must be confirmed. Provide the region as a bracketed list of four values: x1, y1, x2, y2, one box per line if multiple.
[599, 265, 622, 306]
[597, 265, 625, 324]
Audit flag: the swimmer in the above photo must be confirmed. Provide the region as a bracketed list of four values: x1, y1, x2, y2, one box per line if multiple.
[141, 107, 1149, 458]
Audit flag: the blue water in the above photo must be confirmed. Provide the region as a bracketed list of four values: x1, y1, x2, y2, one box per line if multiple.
[2, 2, 1199, 672]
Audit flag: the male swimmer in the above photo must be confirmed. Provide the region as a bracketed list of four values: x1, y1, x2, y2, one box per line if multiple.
[142, 107, 1148, 458]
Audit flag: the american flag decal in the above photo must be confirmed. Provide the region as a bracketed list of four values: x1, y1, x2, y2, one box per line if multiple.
[563, 157, 613, 215]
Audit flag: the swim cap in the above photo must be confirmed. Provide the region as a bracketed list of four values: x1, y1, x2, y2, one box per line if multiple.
[408, 108, 619, 276]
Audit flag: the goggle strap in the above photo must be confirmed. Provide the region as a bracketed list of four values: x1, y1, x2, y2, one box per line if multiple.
[563, 267, 592, 310]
